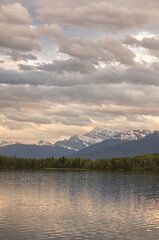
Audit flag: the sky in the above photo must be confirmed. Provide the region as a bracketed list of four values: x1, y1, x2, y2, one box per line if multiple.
[0, 0, 159, 144]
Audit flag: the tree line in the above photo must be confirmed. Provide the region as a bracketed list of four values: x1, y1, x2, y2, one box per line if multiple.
[0, 154, 159, 170]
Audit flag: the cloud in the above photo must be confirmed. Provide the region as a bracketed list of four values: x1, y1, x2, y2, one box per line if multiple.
[0, 3, 31, 25]
[10, 51, 37, 62]
[0, 0, 159, 142]
[0, 81, 159, 131]
[1, 64, 159, 87]
[36, 57, 96, 74]
[0, 3, 40, 52]
[124, 35, 159, 58]
[0, 23, 40, 52]
[152, 62, 159, 71]
[58, 36, 135, 65]
[37, 24, 63, 40]
[0, 48, 37, 62]
[37, 2, 150, 31]
[0, 66, 159, 142]
[18, 64, 34, 71]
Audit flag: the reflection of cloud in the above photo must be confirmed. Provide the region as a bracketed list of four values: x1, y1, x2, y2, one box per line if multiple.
[0, 171, 159, 239]
[0, 200, 4, 211]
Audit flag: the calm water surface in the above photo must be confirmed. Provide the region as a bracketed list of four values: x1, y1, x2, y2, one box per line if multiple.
[0, 170, 159, 240]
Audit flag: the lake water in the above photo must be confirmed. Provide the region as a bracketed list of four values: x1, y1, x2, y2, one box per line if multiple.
[0, 170, 159, 240]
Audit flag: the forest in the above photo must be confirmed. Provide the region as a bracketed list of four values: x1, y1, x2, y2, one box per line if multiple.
[0, 154, 159, 170]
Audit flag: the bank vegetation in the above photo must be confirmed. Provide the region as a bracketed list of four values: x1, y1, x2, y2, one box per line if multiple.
[1, 154, 159, 170]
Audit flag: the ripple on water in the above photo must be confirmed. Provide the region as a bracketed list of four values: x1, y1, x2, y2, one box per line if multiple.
[0, 170, 159, 240]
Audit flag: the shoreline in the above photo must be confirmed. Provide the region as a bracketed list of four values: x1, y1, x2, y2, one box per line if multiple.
[1, 154, 159, 171]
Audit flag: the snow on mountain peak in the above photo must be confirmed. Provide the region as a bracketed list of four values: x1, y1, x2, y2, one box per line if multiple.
[54, 126, 155, 151]
[0, 141, 19, 147]
[114, 129, 154, 141]
[38, 140, 53, 146]
[80, 126, 117, 144]
[0, 127, 155, 152]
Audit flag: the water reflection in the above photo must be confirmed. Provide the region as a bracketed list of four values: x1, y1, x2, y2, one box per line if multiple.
[0, 170, 159, 239]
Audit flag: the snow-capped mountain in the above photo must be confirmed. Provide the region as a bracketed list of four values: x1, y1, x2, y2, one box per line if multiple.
[0, 127, 155, 154]
[55, 126, 116, 151]
[69, 131, 159, 160]
[83, 126, 117, 143]
[54, 126, 154, 151]
[113, 129, 154, 141]
[38, 140, 53, 146]
[0, 141, 20, 147]
[0, 140, 54, 147]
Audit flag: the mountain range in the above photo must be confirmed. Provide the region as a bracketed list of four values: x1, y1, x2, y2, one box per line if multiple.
[69, 132, 159, 160]
[0, 144, 74, 159]
[54, 127, 153, 151]
[0, 126, 158, 159]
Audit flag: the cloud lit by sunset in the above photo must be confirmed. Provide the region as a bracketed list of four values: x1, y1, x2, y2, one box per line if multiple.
[0, 0, 159, 143]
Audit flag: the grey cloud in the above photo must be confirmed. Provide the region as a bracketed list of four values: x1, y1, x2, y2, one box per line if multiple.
[37, 0, 159, 9]
[124, 35, 139, 45]
[120, 65, 159, 86]
[37, 24, 63, 40]
[10, 51, 37, 62]
[0, 79, 157, 107]
[0, 92, 92, 126]
[124, 35, 159, 57]
[0, 64, 159, 87]
[0, 83, 159, 128]
[0, 119, 32, 131]
[99, 38, 136, 65]
[5, 112, 53, 125]
[10, 0, 159, 9]
[53, 116, 91, 126]
[0, 0, 159, 138]
[0, 3, 31, 25]
[59, 37, 111, 61]
[152, 62, 159, 71]
[0, 3, 40, 52]
[59, 37, 135, 65]
[0, 48, 37, 62]
[0, 23, 40, 51]
[37, 58, 96, 74]
[37, 2, 150, 31]
[18, 64, 34, 71]
[86, 105, 159, 117]
[0, 68, 89, 86]
[0, 64, 159, 130]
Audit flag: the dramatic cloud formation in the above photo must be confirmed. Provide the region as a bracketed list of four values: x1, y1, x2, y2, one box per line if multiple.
[0, 0, 159, 143]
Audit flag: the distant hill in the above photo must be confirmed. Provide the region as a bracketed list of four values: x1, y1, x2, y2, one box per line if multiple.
[0, 144, 74, 159]
[69, 139, 125, 159]
[69, 132, 159, 160]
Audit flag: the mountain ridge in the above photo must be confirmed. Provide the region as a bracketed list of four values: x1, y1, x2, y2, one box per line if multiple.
[69, 132, 159, 160]
[0, 144, 74, 159]
[0, 127, 156, 159]
[0, 127, 154, 149]
[54, 127, 154, 151]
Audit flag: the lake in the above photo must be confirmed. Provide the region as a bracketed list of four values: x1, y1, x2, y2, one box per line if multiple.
[0, 170, 159, 240]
